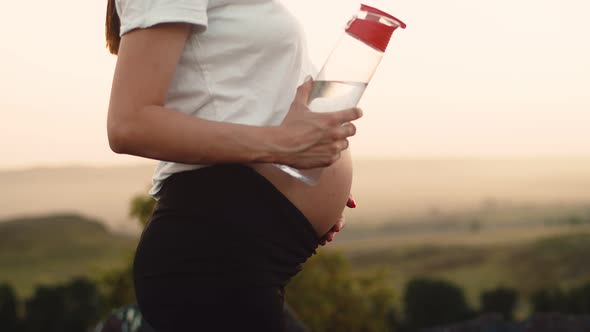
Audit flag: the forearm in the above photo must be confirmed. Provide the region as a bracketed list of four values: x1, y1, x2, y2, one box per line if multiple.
[108, 105, 280, 165]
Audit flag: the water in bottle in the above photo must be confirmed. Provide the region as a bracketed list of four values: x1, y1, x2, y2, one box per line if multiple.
[307, 81, 368, 113]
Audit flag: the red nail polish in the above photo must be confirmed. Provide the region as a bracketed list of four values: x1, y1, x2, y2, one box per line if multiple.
[351, 199, 357, 208]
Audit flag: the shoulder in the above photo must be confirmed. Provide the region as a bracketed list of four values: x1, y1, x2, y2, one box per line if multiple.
[116, 0, 210, 36]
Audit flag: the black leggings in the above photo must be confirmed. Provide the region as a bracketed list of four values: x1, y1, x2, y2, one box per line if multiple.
[133, 164, 319, 332]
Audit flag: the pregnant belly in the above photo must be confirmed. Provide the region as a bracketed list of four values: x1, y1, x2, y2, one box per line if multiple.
[250, 150, 353, 237]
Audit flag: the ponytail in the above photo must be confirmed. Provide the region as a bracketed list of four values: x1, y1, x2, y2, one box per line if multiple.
[105, 0, 121, 55]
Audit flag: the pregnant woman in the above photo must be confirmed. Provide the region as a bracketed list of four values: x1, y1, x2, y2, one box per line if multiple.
[105, 0, 362, 330]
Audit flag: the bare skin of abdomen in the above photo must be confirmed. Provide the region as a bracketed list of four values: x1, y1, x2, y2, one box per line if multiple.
[251, 149, 353, 237]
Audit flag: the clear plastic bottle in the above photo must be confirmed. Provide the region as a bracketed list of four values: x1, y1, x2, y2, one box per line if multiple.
[275, 4, 407, 185]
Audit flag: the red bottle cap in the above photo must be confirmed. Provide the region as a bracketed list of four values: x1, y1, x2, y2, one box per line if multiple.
[345, 4, 407, 52]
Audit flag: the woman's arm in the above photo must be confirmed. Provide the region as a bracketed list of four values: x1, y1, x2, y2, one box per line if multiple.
[107, 23, 361, 167]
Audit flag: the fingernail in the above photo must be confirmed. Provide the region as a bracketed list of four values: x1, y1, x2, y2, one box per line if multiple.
[351, 199, 357, 208]
[304, 75, 313, 83]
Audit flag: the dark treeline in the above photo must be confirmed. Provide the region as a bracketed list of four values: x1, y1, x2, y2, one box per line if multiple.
[0, 278, 103, 332]
[2, 253, 590, 332]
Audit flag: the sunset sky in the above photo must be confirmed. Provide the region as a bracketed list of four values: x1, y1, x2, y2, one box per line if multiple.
[1, 0, 589, 170]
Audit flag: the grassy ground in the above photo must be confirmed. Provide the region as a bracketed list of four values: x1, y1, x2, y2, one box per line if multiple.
[0, 214, 136, 297]
[328, 225, 590, 318]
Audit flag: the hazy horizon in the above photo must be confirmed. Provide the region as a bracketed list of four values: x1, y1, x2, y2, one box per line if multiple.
[3, 158, 590, 234]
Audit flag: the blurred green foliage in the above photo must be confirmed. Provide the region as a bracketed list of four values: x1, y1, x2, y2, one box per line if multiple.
[402, 278, 475, 330]
[129, 191, 156, 228]
[568, 284, 590, 314]
[24, 277, 103, 332]
[287, 252, 398, 332]
[346, 231, 590, 315]
[0, 283, 18, 332]
[99, 260, 136, 311]
[480, 287, 519, 321]
[531, 287, 569, 313]
[531, 284, 590, 315]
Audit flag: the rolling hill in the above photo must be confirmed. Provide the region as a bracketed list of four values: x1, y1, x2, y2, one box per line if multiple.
[0, 214, 136, 297]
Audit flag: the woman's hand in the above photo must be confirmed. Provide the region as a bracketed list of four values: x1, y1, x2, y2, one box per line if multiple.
[272, 80, 363, 169]
[319, 194, 357, 246]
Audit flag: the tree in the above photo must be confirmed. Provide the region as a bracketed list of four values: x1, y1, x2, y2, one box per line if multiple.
[100, 261, 136, 311]
[480, 287, 518, 321]
[403, 278, 474, 330]
[530, 287, 568, 314]
[25, 285, 66, 332]
[0, 283, 19, 332]
[566, 283, 590, 314]
[24, 278, 103, 332]
[62, 278, 104, 331]
[286, 252, 397, 332]
[129, 191, 156, 227]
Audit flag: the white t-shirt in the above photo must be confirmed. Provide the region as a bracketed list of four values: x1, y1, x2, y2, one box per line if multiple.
[116, 0, 316, 199]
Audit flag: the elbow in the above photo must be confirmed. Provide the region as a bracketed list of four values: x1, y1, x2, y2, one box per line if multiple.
[107, 121, 134, 155]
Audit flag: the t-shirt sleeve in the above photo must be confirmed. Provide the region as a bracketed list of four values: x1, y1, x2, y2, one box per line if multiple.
[116, 0, 209, 36]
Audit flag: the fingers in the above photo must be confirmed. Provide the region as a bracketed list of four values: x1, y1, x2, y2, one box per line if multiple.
[319, 225, 342, 246]
[317, 124, 355, 153]
[313, 115, 357, 166]
[341, 122, 357, 137]
[317, 109, 361, 147]
[327, 123, 356, 141]
[326, 232, 336, 242]
[326, 140, 348, 154]
[336, 218, 345, 230]
[320, 232, 335, 246]
[328, 107, 363, 125]
[319, 214, 347, 246]
[346, 194, 357, 208]
[335, 214, 346, 231]
[294, 79, 314, 105]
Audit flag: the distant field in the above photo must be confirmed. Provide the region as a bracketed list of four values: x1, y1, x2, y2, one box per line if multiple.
[327, 226, 590, 317]
[328, 200, 590, 316]
[2, 158, 590, 234]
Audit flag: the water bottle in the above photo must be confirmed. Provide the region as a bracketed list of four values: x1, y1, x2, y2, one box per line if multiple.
[275, 4, 407, 185]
